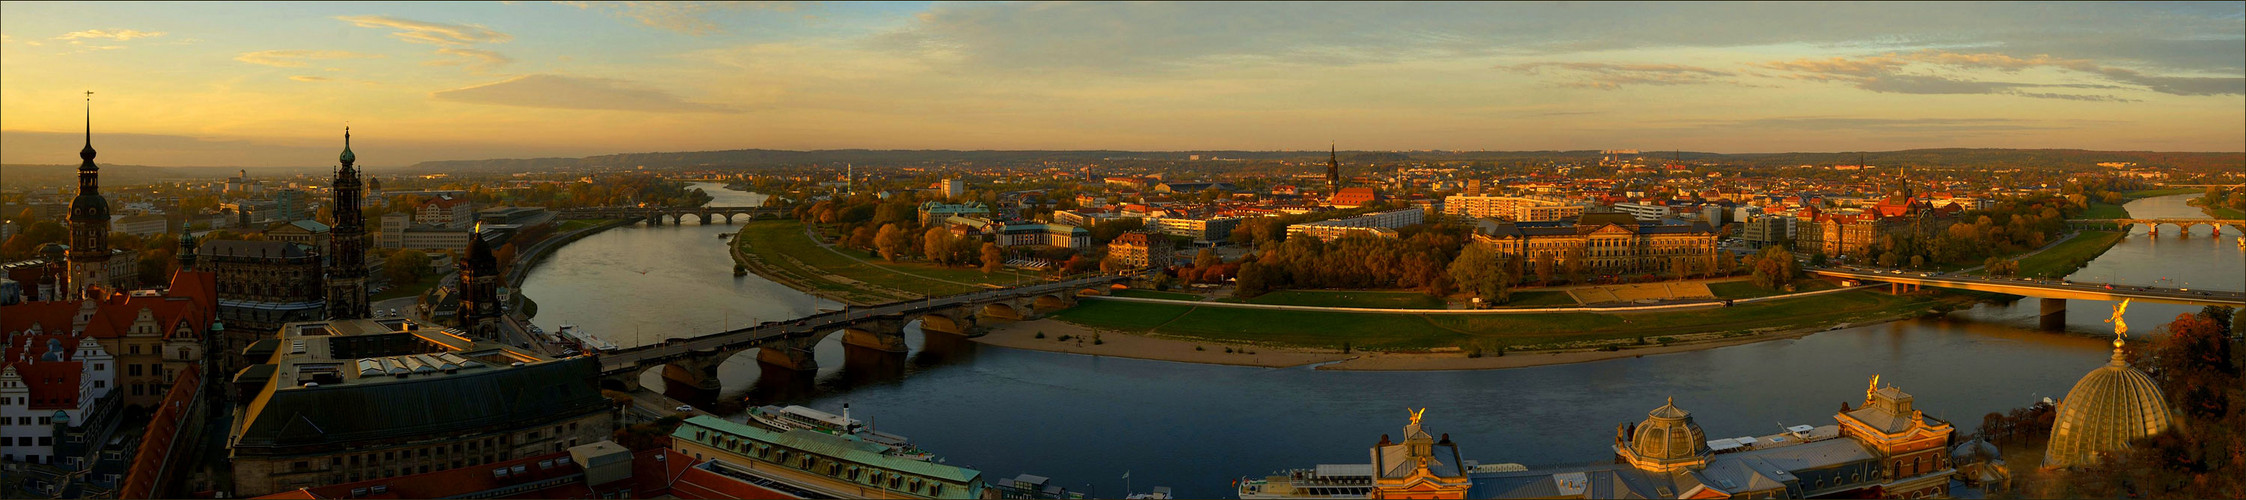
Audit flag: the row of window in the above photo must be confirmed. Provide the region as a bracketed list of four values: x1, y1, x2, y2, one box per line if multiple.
[691, 430, 949, 496]
[0, 436, 57, 446]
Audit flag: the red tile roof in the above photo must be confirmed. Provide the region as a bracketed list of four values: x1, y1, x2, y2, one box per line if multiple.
[253, 448, 690, 500]
[1331, 187, 1379, 207]
[14, 361, 84, 410]
[120, 364, 200, 500]
[660, 448, 804, 500]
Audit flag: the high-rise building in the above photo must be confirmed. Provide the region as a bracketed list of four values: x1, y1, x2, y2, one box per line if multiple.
[326, 129, 371, 320]
[272, 189, 310, 222]
[66, 96, 112, 299]
[941, 178, 966, 200]
[1443, 195, 1585, 222]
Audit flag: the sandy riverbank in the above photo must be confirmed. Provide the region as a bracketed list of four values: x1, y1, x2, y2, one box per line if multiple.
[978, 307, 1931, 371]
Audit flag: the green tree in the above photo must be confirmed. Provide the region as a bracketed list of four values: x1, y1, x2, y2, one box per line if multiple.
[1533, 253, 1556, 285]
[1233, 261, 1270, 298]
[136, 250, 173, 284]
[980, 242, 1004, 273]
[386, 249, 432, 285]
[2, 221, 66, 258]
[875, 223, 910, 262]
[922, 226, 958, 265]
[1447, 243, 1507, 303]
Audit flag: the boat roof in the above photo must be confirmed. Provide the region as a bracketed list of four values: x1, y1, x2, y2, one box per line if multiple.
[1316, 463, 1374, 478]
[780, 405, 856, 427]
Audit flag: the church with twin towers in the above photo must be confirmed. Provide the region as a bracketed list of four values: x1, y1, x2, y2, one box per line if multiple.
[58, 96, 371, 322]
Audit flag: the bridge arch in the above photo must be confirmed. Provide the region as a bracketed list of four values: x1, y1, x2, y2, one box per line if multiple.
[979, 302, 1024, 320]
[919, 311, 975, 335]
[1032, 294, 1073, 312]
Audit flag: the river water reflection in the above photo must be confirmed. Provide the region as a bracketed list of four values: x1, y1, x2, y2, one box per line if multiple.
[520, 187, 2240, 497]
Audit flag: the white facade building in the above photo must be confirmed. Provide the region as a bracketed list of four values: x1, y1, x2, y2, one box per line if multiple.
[0, 334, 114, 466]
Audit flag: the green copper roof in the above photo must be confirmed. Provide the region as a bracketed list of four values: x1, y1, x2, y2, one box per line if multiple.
[339, 128, 356, 165]
[674, 415, 982, 484]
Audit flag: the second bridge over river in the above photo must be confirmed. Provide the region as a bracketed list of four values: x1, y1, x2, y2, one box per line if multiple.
[592, 274, 1130, 392]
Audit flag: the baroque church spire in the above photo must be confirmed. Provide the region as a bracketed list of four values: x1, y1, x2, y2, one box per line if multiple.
[80, 91, 97, 169]
[66, 90, 114, 298]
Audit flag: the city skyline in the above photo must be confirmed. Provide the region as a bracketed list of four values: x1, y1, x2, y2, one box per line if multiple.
[3, 1, 2243, 168]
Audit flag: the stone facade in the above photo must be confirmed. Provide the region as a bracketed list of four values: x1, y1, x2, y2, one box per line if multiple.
[1470, 214, 1720, 278]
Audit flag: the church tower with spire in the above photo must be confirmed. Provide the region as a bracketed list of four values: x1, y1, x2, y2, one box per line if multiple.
[325, 127, 371, 319]
[1326, 143, 1341, 190]
[66, 92, 113, 299]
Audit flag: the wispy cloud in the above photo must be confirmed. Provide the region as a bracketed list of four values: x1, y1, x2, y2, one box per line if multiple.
[336, 15, 512, 46]
[235, 50, 386, 68]
[431, 74, 739, 113]
[336, 15, 514, 75]
[1712, 116, 2078, 134]
[427, 47, 513, 72]
[54, 29, 165, 41]
[553, 1, 798, 35]
[1754, 49, 2235, 101]
[289, 75, 332, 82]
[1503, 62, 1736, 89]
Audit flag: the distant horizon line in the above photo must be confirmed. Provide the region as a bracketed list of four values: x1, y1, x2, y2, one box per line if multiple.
[5, 145, 2240, 170]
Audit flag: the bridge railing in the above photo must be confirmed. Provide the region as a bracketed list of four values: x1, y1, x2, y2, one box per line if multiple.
[600, 272, 1130, 362]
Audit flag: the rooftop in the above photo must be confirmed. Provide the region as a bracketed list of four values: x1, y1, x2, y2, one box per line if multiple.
[233, 318, 605, 451]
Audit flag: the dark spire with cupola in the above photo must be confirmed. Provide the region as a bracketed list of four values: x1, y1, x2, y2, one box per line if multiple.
[456, 222, 502, 338]
[65, 91, 113, 299]
[324, 127, 371, 319]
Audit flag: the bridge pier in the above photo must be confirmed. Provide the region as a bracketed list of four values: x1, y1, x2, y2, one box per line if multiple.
[662, 351, 735, 391]
[757, 336, 821, 371]
[644, 214, 663, 226]
[698, 213, 713, 225]
[2039, 298, 2067, 331]
[842, 316, 909, 353]
[599, 371, 642, 393]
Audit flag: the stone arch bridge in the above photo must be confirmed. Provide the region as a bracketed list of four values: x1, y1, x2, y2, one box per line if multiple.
[593, 274, 1127, 392]
[2066, 218, 2244, 236]
[556, 206, 788, 225]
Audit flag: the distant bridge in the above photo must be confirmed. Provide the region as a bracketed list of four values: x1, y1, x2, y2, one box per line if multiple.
[555, 206, 787, 225]
[591, 273, 1131, 392]
[1811, 268, 2244, 330]
[2065, 218, 2244, 235]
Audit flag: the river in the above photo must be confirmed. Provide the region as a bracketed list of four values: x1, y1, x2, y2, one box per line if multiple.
[520, 187, 2241, 498]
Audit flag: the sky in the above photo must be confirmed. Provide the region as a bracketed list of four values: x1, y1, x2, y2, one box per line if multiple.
[2, 1, 2242, 167]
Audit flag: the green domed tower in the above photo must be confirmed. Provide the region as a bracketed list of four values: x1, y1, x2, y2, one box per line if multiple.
[325, 127, 371, 319]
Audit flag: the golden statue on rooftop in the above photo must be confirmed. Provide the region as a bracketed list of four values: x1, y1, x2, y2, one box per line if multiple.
[2107, 299, 2131, 341]
[1409, 408, 1426, 425]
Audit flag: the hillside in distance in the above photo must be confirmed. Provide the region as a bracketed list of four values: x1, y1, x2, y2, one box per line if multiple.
[2, 164, 335, 189]
[407, 148, 2245, 173]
